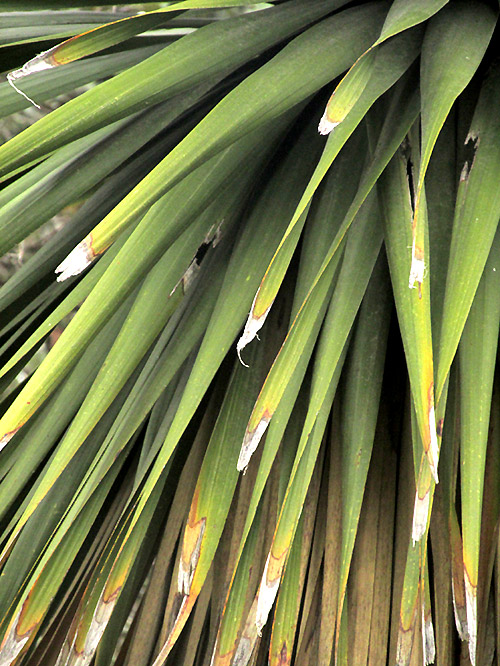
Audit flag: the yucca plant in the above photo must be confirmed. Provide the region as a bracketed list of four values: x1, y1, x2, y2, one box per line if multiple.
[0, 1, 500, 664]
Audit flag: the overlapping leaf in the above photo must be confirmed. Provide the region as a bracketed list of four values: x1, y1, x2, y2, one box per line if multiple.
[1, 2, 500, 665]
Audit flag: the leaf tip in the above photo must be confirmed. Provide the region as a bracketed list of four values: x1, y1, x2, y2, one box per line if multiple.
[237, 414, 270, 472]
[6, 73, 41, 109]
[178, 518, 206, 596]
[422, 606, 435, 665]
[412, 489, 430, 543]
[256, 553, 281, 635]
[55, 237, 95, 281]
[7, 48, 57, 109]
[451, 578, 468, 641]
[317, 111, 340, 136]
[464, 573, 477, 666]
[237, 295, 273, 366]
[236, 338, 250, 368]
[0, 609, 31, 666]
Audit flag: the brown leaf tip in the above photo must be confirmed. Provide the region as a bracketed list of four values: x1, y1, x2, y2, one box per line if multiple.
[178, 517, 206, 596]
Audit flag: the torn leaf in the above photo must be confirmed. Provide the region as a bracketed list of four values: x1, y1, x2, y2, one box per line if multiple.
[408, 242, 425, 291]
[7, 48, 58, 108]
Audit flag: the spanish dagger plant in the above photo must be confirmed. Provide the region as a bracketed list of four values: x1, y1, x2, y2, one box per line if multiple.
[0, 1, 500, 665]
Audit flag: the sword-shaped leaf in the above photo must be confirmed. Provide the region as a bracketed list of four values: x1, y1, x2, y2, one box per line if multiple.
[115, 110, 323, 542]
[7, 1, 287, 99]
[119, 411, 207, 665]
[238, 30, 421, 353]
[57, 420, 209, 666]
[238, 247, 341, 471]
[395, 415, 427, 666]
[154, 321, 275, 661]
[0, 387, 139, 664]
[0, 45, 164, 119]
[235, 359, 342, 665]
[447, 389, 468, 641]
[319, 0, 444, 133]
[0, 222, 207, 542]
[429, 370, 466, 654]
[0, 300, 132, 526]
[0, 128, 186, 315]
[74, 230, 236, 509]
[459, 228, 500, 665]
[0, 180, 254, 570]
[378, 0, 448, 41]
[0, 129, 272, 451]
[235, 130, 366, 562]
[0, 95, 203, 259]
[0, 9, 127, 48]
[409, 1, 496, 291]
[56, 2, 386, 278]
[268, 456, 322, 666]
[378, 134, 439, 486]
[240, 195, 384, 650]
[392, 109, 460, 661]
[25, 115, 318, 666]
[210, 499, 270, 665]
[437, 64, 500, 400]
[0, 227, 133, 383]
[475, 375, 500, 663]
[241, 85, 418, 462]
[398, 68, 500, 658]
[346, 424, 395, 664]
[0, 0, 347, 180]
[421, 559, 436, 665]
[335, 253, 391, 652]
[7, 14, 170, 109]
[268, 514, 305, 666]
[398, 377, 449, 662]
[316, 413, 342, 666]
